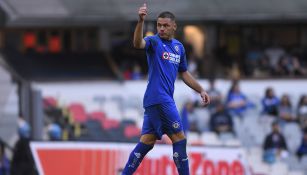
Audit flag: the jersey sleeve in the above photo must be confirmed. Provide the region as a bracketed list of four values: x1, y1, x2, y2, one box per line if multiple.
[144, 36, 153, 51]
[144, 35, 159, 51]
[178, 45, 188, 72]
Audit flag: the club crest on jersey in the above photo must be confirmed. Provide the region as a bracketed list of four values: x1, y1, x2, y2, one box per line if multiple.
[172, 121, 180, 129]
[162, 52, 180, 64]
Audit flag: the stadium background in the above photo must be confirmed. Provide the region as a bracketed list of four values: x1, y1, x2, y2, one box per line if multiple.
[0, 0, 307, 174]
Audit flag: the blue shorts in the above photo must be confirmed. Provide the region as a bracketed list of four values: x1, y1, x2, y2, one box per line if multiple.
[141, 102, 183, 140]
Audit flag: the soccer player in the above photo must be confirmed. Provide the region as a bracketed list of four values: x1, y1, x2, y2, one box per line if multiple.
[122, 3, 210, 175]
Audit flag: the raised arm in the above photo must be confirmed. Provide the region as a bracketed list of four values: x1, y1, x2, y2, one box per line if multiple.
[180, 71, 210, 105]
[133, 3, 147, 49]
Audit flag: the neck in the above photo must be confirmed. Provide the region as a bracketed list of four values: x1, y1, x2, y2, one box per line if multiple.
[162, 37, 173, 41]
[158, 34, 173, 41]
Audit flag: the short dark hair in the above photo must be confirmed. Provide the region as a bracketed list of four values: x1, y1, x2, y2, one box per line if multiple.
[265, 87, 273, 97]
[158, 11, 175, 21]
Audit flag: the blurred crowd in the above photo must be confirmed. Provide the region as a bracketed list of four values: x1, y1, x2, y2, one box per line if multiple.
[243, 44, 307, 78]
[4, 30, 307, 81]
[111, 42, 307, 81]
[181, 79, 307, 165]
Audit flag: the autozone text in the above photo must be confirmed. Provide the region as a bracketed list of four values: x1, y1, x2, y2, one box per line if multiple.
[134, 152, 245, 175]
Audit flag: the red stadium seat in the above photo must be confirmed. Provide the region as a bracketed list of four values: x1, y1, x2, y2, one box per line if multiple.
[101, 119, 120, 130]
[68, 103, 87, 123]
[43, 96, 57, 108]
[124, 125, 141, 139]
[89, 111, 106, 122]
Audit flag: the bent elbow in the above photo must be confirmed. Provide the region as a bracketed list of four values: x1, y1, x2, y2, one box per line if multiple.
[133, 42, 142, 49]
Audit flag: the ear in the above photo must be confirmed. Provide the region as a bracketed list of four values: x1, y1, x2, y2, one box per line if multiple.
[173, 22, 177, 31]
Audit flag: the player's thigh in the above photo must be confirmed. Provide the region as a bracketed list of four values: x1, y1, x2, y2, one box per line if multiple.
[159, 102, 184, 138]
[142, 105, 163, 140]
[140, 134, 157, 145]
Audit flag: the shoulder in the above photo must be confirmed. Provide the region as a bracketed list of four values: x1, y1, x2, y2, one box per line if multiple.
[173, 39, 184, 48]
[145, 34, 161, 42]
[144, 35, 160, 46]
[172, 38, 182, 44]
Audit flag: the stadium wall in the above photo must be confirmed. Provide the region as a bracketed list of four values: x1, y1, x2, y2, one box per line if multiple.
[31, 142, 251, 175]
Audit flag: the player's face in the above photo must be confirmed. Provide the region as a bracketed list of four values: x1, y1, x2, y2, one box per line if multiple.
[157, 18, 177, 40]
[268, 89, 274, 98]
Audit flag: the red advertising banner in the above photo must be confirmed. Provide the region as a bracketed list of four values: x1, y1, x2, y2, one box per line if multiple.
[30, 142, 251, 175]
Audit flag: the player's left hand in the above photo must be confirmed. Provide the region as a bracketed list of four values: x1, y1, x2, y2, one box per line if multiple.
[200, 91, 210, 106]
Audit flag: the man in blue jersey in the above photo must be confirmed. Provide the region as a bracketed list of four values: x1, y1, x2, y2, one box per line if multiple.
[122, 4, 210, 175]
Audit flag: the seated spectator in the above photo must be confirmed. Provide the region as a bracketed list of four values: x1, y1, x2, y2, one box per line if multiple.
[289, 56, 306, 76]
[273, 56, 290, 76]
[226, 81, 253, 118]
[121, 61, 132, 80]
[264, 43, 285, 70]
[131, 63, 142, 80]
[245, 45, 263, 76]
[229, 63, 241, 80]
[297, 95, 307, 130]
[278, 94, 296, 125]
[180, 100, 200, 134]
[0, 141, 10, 175]
[296, 128, 307, 159]
[255, 55, 271, 77]
[48, 123, 62, 141]
[261, 87, 279, 116]
[62, 117, 75, 141]
[263, 121, 288, 164]
[209, 102, 234, 135]
[11, 118, 37, 175]
[207, 78, 222, 114]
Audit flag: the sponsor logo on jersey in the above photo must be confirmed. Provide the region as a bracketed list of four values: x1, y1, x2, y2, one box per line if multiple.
[162, 52, 180, 64]
[162, 52, 170, 60]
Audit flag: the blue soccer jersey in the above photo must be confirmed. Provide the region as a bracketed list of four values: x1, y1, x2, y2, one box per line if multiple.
[143, 34, 188, 107]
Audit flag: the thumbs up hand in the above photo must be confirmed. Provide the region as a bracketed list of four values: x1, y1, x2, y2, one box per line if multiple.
[138, 3, 147, 21]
